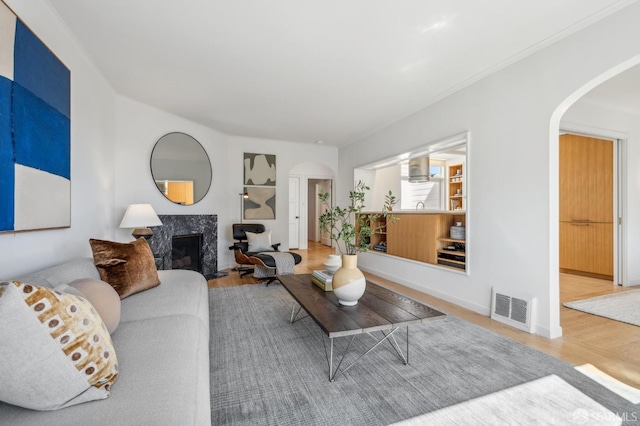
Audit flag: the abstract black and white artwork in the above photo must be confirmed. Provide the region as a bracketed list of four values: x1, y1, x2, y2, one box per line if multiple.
[243, 153, 275, 186]
[243, 153, 276, 219]
[244, 186, 276, 220]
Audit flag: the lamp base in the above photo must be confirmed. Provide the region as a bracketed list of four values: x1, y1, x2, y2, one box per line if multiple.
[132, 228, 153, 239]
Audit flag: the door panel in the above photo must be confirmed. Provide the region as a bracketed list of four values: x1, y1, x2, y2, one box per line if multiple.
[559, 134, 614, 279]
[559, 134, 613, 223]
[559, 222, 613, 277]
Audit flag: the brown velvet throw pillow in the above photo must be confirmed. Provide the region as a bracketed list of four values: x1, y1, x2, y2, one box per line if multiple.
[89, 238, 160, 299]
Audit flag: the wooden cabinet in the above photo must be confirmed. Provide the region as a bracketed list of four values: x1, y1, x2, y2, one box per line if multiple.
[363, 214, 388, 252]
[436, 214, 466, 270]
[359, 212, 466, 271]
[559, 135, 613, 223]
[559, 222, 613, 277]
[559, 134, 613, 279]
[387, 214, 443, 264]
[448, 164, 464, 211]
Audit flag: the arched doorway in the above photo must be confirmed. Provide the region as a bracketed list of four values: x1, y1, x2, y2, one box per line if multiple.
[549, 56, 640, 337]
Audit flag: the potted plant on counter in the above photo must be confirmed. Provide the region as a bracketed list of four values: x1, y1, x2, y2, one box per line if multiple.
[318, 181, 397, 305]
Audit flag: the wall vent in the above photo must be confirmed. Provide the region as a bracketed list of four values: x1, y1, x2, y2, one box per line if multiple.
[490, 287, 536, 333]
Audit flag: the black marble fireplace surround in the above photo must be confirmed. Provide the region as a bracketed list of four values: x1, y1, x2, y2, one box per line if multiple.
[148, 215, 218, 279]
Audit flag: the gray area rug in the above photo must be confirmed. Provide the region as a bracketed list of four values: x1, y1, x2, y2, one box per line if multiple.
[209, 285, 638, 425]
[564, 290, 640, 327]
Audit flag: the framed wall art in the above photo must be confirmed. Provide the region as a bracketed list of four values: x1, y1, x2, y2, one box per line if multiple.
[244, 153, 275, 186]
[243, 153, 276, 219]
[243, 186, 276, 220]
[0, 1, 71, 232]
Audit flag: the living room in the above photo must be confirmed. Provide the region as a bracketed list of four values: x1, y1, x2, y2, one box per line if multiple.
[2, 0, 640, 424]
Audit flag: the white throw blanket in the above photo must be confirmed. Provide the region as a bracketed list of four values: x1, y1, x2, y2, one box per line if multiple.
[253, 252, 295, 278]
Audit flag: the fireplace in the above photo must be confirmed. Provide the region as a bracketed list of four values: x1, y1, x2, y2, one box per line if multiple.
[171, 234, 202, 272]
[148, 215, 221, 279]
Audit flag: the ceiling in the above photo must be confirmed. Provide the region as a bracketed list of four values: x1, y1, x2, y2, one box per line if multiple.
[47, 0, 638, 147]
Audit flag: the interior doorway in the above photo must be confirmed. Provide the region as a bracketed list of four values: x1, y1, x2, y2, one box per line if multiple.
[308, 179, 332, 247]
[288, 163, 336, 251]
[558, 133, 616, 281]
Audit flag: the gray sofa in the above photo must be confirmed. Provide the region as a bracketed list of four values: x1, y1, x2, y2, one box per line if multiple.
[0, 258, 211, 426]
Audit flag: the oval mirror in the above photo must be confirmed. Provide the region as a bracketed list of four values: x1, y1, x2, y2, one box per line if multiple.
[150, 132, 212, 205]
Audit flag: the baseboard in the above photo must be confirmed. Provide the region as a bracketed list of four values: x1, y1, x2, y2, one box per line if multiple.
[560, 268, 613, 281]
[361, 264, 564, 338]
[360, 265, 490, 316]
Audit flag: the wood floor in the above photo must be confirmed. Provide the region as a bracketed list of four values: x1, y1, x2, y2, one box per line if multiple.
[210, 241, 640, 390]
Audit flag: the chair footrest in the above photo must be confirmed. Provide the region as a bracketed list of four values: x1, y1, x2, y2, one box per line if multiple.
[250, 252, 302, 268]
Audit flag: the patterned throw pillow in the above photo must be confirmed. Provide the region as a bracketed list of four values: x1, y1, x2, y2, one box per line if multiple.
[0, 281, 119, 411]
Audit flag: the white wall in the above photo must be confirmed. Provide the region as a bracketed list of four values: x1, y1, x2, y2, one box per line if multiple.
[339, 2, 640, 338]
[0, 0, 117, 277]
[115, 97, 338, 270]
[562, 100, 640, 285]
[371, 164, 402, 210]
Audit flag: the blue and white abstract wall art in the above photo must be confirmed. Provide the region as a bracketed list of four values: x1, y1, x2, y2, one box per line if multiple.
[0, 1, 71, 232]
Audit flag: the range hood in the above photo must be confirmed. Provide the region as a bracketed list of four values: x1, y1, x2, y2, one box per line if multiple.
[408, 156, 430, 183]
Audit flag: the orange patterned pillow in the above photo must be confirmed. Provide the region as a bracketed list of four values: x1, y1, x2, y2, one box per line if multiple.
[0, 281, 119, 410]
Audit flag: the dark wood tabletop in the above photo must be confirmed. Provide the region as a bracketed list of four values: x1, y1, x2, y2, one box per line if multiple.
[278, 274, 446, 338]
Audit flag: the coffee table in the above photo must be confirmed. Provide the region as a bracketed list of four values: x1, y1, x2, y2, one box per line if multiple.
[277, 274, 446, 381]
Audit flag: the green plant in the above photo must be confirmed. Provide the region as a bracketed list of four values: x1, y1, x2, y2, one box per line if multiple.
[318, 181, 397, 255]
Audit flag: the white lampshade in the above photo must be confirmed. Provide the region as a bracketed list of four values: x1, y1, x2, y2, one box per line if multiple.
[119, 204, 162, 239]
[120, 204, 162, 228]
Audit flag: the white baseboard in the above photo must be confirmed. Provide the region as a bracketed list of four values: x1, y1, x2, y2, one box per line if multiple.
[360, 265, 490, 316]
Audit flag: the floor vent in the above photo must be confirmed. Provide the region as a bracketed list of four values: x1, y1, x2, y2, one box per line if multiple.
[490, 288, 536, 333]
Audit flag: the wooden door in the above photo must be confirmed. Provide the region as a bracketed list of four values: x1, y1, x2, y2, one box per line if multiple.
[559, 134, 613, 279]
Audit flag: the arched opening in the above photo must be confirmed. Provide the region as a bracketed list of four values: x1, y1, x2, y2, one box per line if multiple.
[549, 55, 640, 338]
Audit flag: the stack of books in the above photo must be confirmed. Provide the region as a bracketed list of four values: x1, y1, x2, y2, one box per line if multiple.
[311, 270, 333, 291]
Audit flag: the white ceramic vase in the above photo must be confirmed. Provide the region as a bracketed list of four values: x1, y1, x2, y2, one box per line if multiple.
[323, 254, 342, 275]
[332, 254, 366, 306]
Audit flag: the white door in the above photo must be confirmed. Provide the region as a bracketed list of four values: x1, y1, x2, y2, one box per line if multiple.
[289, 177, 300, 249]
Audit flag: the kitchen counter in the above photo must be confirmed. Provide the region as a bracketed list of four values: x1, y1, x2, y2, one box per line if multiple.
[358, 210, 466, 271]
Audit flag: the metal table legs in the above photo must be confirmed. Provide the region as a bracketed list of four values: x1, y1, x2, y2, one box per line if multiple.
[290, 303, 410, 382]
[322, 327, 410, 382]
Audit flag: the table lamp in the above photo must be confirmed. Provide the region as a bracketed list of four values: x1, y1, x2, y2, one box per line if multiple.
[119, 204, 163, 239]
